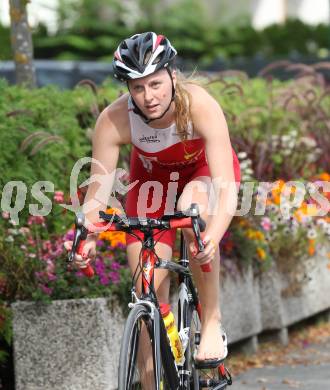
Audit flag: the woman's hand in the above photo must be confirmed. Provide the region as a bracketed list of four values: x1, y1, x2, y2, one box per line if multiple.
[188, 235, 217, 266]
[63, 235, 97, 269]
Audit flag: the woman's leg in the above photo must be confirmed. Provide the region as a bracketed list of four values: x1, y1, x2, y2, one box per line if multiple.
[177, 176, 225, 361]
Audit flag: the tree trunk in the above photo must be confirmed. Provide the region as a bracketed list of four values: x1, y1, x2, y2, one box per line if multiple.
[9, 0, 36, 88]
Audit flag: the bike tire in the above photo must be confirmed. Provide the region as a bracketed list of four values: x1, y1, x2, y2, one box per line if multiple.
[184, 301, 201, 390]
[118, 304, 170, 390]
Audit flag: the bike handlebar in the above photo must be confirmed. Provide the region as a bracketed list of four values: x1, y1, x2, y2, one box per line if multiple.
[67, 203, 211, 276]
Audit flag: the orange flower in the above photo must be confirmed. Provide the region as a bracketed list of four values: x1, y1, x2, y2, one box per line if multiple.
[308, 239, 315, 256]
[316, 172, 330, 181]
[300, 203, 319, 217]
[106, 207, 122, 214]
[256, 247, 266, 261]
[98, 231, 126, 246]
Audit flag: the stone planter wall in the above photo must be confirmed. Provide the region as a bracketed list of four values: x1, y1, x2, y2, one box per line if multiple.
[259, 252, 330, 331]
[12, 298, 125, 390]
[11, 253, 330, 390]
[220, 265, 262, 344]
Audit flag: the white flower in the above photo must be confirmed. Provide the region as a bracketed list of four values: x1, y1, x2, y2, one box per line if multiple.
[5, 236, 14, 242]
[244, 168, 254, 175]
[269, 204, 278, 213]
[306, 154, 318, 163]
[281, 135, 291, 142]
[307, 229, 317, 239]
[306, 183, 317, 193]
[316, 219, 326, 228]
[7, 228, 19, 236]
[299, 136, 317, 148]
[237, 152, 247, 159]
[240, 160, 250, 170]
[283, 227, 291, 234]
[290, 129, 298, 137]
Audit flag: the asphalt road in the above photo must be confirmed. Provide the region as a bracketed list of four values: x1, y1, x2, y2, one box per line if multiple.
[229, 339, 330, 390]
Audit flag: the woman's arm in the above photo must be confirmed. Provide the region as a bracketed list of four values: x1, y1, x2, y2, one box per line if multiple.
[82, 97, 131, 229]
[190, 85, 238, 245]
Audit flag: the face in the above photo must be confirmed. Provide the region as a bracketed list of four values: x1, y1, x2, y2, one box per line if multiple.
[128, 69, 176, 120]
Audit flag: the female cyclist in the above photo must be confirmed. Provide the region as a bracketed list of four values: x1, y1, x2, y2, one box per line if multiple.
[65, 31, 240, 367]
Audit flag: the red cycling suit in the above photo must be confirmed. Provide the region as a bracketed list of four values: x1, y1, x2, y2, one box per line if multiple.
[125, 97, 241, 248]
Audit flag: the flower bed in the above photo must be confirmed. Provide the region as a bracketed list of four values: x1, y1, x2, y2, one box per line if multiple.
[1, 68, 330, 383]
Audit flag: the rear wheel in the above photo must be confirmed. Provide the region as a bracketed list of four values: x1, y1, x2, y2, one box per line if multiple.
[118, 304, 169, 390]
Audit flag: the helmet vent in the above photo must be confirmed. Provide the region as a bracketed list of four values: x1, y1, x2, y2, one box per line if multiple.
[152, 54, 161, 65]
[122, 55, 136, 70]
[144, 50, 152, 65]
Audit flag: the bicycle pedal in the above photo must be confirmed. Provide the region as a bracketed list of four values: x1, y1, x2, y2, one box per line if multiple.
[199, 377, 228, 389]
[219, 365, 232, 386]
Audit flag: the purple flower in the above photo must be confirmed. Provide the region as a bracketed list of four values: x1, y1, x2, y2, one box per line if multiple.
[109, 271, 120, 284]
[75, 270, 84, 278]
[95, 258, 106, 275]
[111, 261, 121, 271]
[96, 240, 104, 247]
[35, 271, 44, 279]
[100, 275, 110, 285]
[64, 229, 75, 241]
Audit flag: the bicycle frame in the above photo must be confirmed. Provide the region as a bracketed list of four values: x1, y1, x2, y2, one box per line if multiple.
[129, 229, 202, 390]
[129, 227, 181, 390]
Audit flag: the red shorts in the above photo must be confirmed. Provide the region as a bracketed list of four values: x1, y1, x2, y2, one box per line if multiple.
[125, 148, 241, 248]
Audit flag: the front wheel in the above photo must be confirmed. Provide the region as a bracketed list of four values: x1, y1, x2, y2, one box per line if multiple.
[184, 302, 201, 390]
[118, 304, 169, 390]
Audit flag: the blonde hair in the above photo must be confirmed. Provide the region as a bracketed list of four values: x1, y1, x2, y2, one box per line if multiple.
[173, 70, 203, 141]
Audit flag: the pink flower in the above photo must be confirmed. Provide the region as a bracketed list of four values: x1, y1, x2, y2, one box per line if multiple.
[19, 227, 30, 235]
[28, 215, 45, 225]
[42, 240, 52, 251]
[54, 191, 64, 203]
[39, 284, 53, 295]
[46, 260, 55, 274]
[47, 273, 57, 282]
[2, 211, 10, 219]
[261, 217, 272, 231]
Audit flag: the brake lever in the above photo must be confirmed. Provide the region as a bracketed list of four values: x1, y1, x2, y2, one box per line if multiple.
[190, 204, 212, 273]
[67, 213, 94, 277]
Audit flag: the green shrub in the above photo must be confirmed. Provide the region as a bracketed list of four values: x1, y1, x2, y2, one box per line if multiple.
[1, 70, 330, 369]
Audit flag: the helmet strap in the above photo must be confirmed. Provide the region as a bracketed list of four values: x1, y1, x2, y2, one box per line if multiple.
[128, 67, 176, 124]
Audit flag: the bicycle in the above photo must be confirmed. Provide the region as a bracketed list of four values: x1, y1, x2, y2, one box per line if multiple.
[68, 204, 232, 390]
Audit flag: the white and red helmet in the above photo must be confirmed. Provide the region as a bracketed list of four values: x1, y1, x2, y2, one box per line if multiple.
[112, 32, 177, 81]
